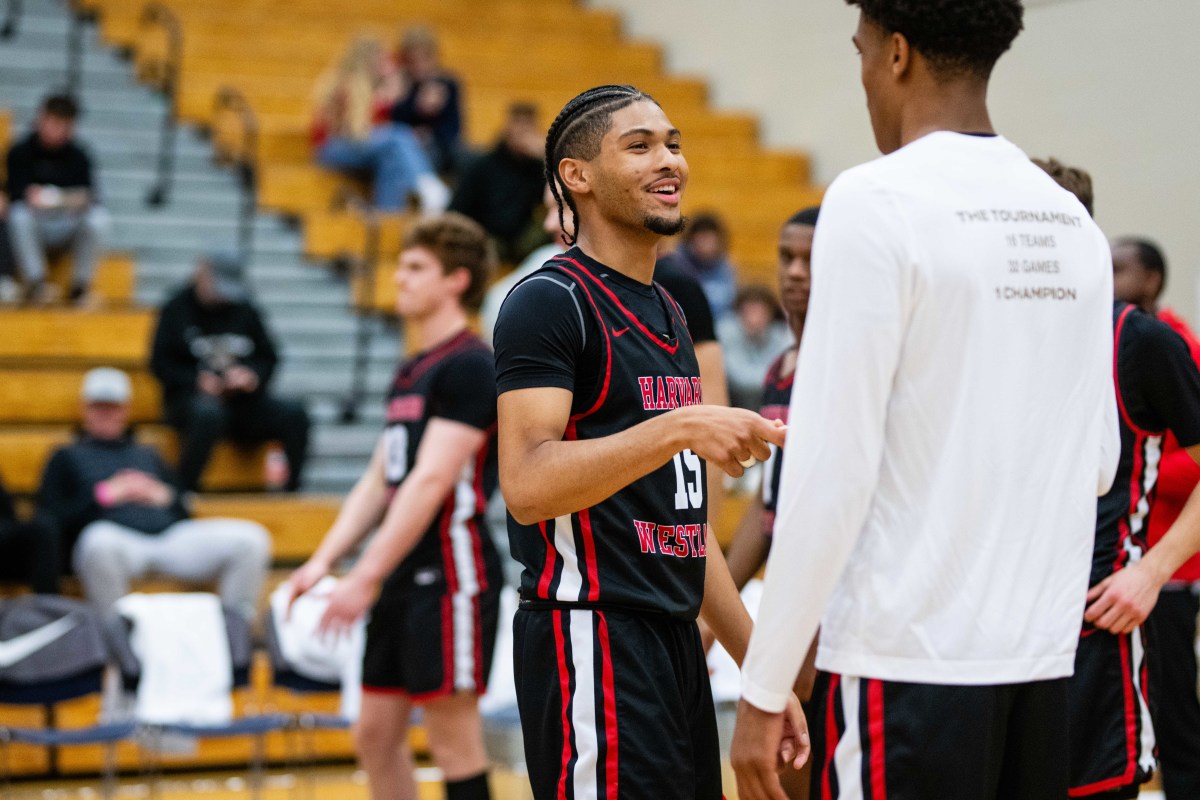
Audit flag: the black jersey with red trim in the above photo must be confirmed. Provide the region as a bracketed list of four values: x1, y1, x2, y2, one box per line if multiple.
[1093, 302, 1200, 587]
[494, 248, 709, 620]
[383, 329, 499, 585]
[759, 348, 795, 537]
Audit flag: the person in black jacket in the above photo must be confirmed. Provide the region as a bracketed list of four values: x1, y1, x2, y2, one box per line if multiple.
[36, 368, 270, 617]
[389, 26, 463, 174]
[449, 103, 546, 263]
[150, 250, 310, 492]
[5, 94, 110, 305]
[0, 474, 59, 594]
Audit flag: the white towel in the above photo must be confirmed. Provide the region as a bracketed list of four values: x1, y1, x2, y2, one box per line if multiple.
[114, 593, 233, 725]
[269, 577, 365, 720]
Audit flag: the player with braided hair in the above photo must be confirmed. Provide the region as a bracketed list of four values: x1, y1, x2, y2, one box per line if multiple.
[493, 85, 807, 799]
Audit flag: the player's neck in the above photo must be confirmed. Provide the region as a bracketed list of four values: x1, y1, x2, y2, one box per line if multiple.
[406, 303, 468, 354]
[575, 224, 659, 285]
[897, 87, 994, 149]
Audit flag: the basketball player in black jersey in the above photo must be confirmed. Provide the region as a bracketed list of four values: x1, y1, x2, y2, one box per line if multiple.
[284, 213, 501, 800]
[493, 85, 804, 800]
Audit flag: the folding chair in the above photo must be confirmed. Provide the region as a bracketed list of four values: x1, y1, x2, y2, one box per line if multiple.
[0, 596, 134, 799]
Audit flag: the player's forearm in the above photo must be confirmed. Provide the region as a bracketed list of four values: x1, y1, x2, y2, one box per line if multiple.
[700, 540, 753, 666]
[349, 468, 453, 584]
[312, 468, 388, 568]
[1141, 483, 1200, 585]
[501, 410, 690, 524]
[724, 496, 771, 592]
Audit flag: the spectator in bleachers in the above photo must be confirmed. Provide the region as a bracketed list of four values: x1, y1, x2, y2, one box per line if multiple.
[5, 93, 109, 305]
[671, 212, 739, 320]
[150, 250, 310, 493]
[312, 35, 450, 213]
[0, 474, 59, 594]
[390, 25, 464, 174]
[718, 284, 791, 410]
[449, 102, 546, 263]
[36, 368, 270, 618]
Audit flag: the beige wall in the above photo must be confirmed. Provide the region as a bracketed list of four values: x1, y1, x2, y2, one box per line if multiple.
[589, 0, 1200, 317]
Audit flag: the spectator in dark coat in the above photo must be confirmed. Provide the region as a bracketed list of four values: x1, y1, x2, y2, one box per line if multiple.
[450, 102, 547, 263]
[390, 26, 464, 174]
[150, 250, 310, 492]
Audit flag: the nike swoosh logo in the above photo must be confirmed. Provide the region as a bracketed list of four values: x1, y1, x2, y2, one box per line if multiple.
[612, 327, 630, 337]
[0, 615, 79, 668]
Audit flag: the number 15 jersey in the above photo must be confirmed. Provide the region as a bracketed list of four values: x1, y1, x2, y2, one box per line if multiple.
[494, 249, 709, 620]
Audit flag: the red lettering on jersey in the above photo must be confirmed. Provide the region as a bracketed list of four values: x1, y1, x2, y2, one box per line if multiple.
[634, 520, 658, 554]
[654, 377, 668, 410]
[679, 377, 694, 407]
[699, 524, 708, 557]
[657, 524, 673, 555]
[665, 377, 680, 410]
[638, 377, 655, 411]
[387, 395, 426, 422]
[672, 525, 689, 557]
[683, 524, 702, 557]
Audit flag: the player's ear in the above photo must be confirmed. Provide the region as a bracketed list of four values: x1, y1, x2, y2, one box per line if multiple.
[447, 265, 472, 299]
[890, 30, 911, 79]
[558, 157, 591, 198]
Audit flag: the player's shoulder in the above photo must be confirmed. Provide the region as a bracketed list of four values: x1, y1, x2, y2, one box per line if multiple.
[1121, 302, 1189, 352]
[439, 333, 493, 370]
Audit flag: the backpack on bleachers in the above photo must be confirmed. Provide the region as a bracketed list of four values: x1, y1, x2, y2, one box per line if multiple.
[0, 596, 109, 701]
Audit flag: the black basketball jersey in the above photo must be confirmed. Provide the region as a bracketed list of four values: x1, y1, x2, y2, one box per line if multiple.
[382, 329, 499, 587]
[1093, 302, 1200, 586]
[497, 251, 709, 620]
[759, 347, 795, 537]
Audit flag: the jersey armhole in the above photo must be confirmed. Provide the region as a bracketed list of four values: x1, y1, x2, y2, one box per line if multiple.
[1114, 305, 1159, 438]
[543, 261, 612, 421]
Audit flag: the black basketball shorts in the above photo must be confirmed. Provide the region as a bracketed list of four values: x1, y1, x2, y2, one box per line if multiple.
[362, 565, 501, 701]
[1067, 627, 1155, 798]
[513, 605, 721, 800]
[809, 671, 1071, 800]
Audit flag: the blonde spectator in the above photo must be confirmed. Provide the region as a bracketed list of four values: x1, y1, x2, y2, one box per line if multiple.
[311, 35, 448, 212]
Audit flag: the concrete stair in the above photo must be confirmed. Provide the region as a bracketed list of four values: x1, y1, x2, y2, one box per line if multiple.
[0, 0, 396, 493]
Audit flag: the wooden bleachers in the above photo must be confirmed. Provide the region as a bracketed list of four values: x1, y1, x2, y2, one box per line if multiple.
[80, 0, 824, 290]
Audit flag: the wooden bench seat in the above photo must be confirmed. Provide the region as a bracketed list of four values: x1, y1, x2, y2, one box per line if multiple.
[0, 308, 153, 364]
[0, 367, 160, 423]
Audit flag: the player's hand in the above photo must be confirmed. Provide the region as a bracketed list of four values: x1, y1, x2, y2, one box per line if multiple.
[1084, 563, 1164, 634]
[780, 693, 810, 769]
[678, 406, 786, 478]
[731, 698, 797, 800]
[283, 558, 331, 617]
[317, 572, 377, 638]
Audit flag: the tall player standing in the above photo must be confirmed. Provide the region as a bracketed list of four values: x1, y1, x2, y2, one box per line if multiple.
[731, 2, 1120, 799]
[493, 85, 804, 800]
[284, 214, 501, 800]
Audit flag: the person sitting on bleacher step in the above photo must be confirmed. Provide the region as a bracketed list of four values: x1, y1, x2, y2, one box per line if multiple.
[4, 93, 110, 306]
[35, 367, 271, 619]
[150, 249, 311, 493]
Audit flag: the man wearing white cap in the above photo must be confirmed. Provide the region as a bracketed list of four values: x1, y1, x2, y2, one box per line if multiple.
[35, 368, 270, 618]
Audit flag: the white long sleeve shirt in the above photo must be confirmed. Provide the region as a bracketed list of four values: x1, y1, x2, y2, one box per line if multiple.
[741, 132, 1119, 712]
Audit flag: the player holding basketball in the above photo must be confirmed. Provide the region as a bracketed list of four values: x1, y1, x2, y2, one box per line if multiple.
[732, 2, 1120, 798]
[285, 213, 501, 800]
[493, 85, 804, 799]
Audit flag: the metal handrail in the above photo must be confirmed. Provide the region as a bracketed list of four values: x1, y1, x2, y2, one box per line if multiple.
[0, 0, 20, 39]
[213, 86, 258, 260]
[64, 0, 92, 97]
[336, 195, 382, 424]
[140, 2, 182, 206]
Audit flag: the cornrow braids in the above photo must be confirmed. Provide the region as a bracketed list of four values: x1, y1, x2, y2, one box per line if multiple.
[544, 85, 659, 246]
